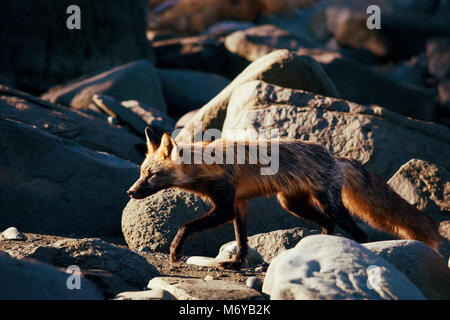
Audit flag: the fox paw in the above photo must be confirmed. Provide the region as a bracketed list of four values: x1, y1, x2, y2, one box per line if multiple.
[169, 251, 181, 265]
[218, 260, 243, 270]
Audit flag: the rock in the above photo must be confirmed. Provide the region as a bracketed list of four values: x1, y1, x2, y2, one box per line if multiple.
[1, 227, 27, 241]
[147, 276, 263, 300]
[157, 69, 230, 118]
[0, 85, 144, 163]
[122, 189, 314, 256]
[306, 49, 436, 122]
[0, 254, 104, 300]
[176, 49, 339, 142]
[114, 289, 176, 300]
[323, 5, 450, 59]
[387, 159, 450, 260]
[148, 0, 259, 34]
[25, 238, 159, 290]
[225, 42, 435, 121]
[152, 35, 230, 77]
[42, 60, 167, 115]
[203, 21, 256, 37]
[186, 256, 226, 267]
[216, 242, 263, 266]
[246, 277, 263, 292]
[262, 235, 425, 300]
[363, 240, 450, 300]
[426, 37, 450, 80]
[241, 227, 321, 263]
[0, 0, 154, 94]
[222, 80, 450, 180]
[387, 159, 449, 217]
[148, 0, 312, 34]
[224, 25, 305, 62]
[92, 94, 175, 136]
[217, 228, 319, 264]
[0, 117, 139, 236]
[438, 79, 450, 125]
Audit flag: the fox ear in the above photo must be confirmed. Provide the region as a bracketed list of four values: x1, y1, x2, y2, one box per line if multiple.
[158, 132, 176, 159]
[145, 127, 158, 155]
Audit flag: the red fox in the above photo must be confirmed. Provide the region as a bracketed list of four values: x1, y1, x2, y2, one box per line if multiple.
[127, 128, 440, 269]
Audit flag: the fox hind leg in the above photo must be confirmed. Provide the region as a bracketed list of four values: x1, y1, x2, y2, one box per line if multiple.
[277, 192, 336, 235]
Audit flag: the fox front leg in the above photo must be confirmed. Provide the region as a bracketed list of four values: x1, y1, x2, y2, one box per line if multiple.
[169, 205, 235, 265]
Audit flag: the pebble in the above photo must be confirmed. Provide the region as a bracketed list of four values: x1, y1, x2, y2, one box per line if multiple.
[246, 276, 263, 291]
[1, 227, 27, 241]
[107, 116, 119, 125]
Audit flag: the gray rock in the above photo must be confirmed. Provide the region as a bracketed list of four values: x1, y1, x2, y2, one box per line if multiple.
[0, 85, 144, 164]
[263, 235, 425, 300]
[426, 37, 450, 80]
[388, 159, 449, 217]
[147, 277, 264, 300]
[22, 238, 159, 291]
[0, 0, 155, 93]
[0, 254, 104, 300]
[1, 227, 27, 241]
[387, 159, 450, 259]
[216, 241, 264, 266]
[42, 60, 167, 115]
[114, 289, 176, 300]
[157, 68, 230, 118]
[246, 277, 263, 292]
[224, 25, 305, 62]
[363, 240, 450, 300]
[241, 227, 321, 263]
[0, 117, 139, 236]
[153, 35, 229, 77]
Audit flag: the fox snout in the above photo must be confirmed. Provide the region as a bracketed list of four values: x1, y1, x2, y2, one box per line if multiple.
[127, 178, 163, 200]
[127, 179, 151, 200]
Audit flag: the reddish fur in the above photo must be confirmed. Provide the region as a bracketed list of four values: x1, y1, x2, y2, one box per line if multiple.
[338, 157, 440, 250]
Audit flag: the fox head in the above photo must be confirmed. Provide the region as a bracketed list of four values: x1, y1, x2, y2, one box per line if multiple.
[127, 128, 178, 199]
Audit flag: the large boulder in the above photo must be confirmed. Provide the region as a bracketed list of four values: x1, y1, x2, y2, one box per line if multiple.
[0, 117, 139, 236]
[147, 276, 263, 300]
[262, 235, 425, 300]
[0, 254, 104, 300]
[176, 49, 339, 142]
[18, 238, 159, 294]
[0, 85, 144, 163]
[387, 159, 450, 259]
[388, 159, 449, 218]
[224, 25, 305, 63]
[363, 240, 450, 300]
[316, 1, 449, 59]
[122, 189, 317, 256]
[0, 0, 155, 94]
[426, 37, 450, 80]
[152, 35, 231, 77]
[157, 69, 230, 118]
[222, 80, 450, 180]
[223, 29, 435, 121]
[42, 60, 167, 115]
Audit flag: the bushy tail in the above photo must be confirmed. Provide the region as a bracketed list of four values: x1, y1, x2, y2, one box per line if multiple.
[337, 157, 440, 250]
